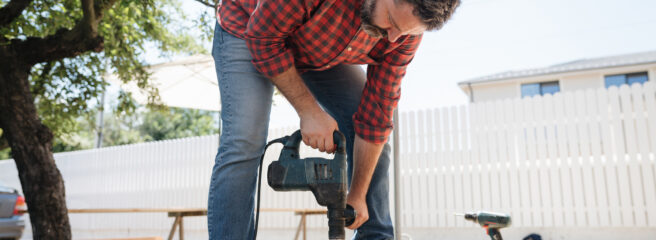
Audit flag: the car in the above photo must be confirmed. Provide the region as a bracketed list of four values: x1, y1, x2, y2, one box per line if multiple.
[0, 181, 25, 240]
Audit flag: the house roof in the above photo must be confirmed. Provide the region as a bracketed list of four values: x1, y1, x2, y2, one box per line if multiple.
[458, 50, 656, 86]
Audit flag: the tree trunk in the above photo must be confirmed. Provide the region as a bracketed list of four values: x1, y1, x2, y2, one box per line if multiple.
[0, 50, 71, 240]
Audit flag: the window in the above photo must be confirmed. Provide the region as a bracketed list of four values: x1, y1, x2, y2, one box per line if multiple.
[521, 81, 560, 98]
[605, 72, 649, 88]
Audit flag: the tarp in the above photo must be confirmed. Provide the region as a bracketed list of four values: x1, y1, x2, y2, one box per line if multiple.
[108, 54, 220, 111]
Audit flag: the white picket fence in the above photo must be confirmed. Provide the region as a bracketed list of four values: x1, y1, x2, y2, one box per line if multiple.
[0, 82, 655, 238]
[399, 82, 656, 229]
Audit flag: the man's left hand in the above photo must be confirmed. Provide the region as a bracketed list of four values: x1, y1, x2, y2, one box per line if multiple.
[346, 193, 369, 229]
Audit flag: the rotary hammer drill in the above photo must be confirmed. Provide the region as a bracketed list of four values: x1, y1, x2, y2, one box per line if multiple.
[255, 130, 356, 240]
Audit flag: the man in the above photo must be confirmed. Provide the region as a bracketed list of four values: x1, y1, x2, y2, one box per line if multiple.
[208, 0, 460, 239]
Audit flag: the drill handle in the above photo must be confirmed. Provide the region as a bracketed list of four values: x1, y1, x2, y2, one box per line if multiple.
[487, 228, 503, 240]
[284, 130, 346, 155]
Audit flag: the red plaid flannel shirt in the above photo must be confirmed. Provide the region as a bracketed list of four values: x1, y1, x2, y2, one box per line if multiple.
[217, 0, 422, 143]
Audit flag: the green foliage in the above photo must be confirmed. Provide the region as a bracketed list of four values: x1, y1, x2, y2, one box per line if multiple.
[0, 129, 8, 159]
[0, 150, 9, 160]
[101, 106, 219, 147]
[0, 0, 217, 160]
[0, 0, 208, 140]
[140, 107, 218, 141]
[100, 109, 145, 146]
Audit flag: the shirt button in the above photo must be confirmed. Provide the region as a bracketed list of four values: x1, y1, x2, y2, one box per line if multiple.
[347, 47, 352, 51]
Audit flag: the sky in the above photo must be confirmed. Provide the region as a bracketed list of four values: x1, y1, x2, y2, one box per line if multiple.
[139, 0, 656, 128]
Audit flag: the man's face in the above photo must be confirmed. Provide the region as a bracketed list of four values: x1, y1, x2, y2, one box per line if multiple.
[361, 0, 427, 42]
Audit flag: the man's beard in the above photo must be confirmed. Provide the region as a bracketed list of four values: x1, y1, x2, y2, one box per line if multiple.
[360, 0, 387, 38]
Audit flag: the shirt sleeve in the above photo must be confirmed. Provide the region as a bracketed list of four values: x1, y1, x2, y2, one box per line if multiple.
[244, 0, 312, 77]
[353, 34, 423, 144]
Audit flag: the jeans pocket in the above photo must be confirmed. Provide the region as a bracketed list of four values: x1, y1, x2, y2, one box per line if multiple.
[212, 22, 224, 57]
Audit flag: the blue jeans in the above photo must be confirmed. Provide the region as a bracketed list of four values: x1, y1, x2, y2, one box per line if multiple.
[207, 23, 393, 240]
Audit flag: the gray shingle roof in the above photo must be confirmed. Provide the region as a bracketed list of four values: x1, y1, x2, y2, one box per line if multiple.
[459, 50, 656, 86]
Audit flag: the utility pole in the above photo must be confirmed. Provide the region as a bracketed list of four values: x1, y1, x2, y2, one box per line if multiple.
[94, 90, 105, 148]
[393, 109, 402, 239]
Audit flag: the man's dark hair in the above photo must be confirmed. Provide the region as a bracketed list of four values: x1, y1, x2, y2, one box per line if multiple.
[399, 0, 461, 30]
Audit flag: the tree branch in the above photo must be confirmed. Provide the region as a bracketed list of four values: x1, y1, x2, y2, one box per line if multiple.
[9, 0, 119, 65]
[80, 0, 97, 35]
[192, 0, 216, 9]
[0, 0, 33, 28]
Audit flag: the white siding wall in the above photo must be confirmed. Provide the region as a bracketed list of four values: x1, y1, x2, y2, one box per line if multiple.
[466, 63, 656, 103]
[560, 73, 603, 92]
[469, 82, 518, 102]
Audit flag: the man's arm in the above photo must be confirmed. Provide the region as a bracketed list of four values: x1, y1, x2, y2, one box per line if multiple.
[243, 0, 338, 152]
[346, 134, 384, 229]
[270, 66, 338, 152]
[347, 34, 423, 229]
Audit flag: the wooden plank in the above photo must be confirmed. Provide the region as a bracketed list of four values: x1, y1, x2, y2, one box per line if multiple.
[535, 94, 553, 227]
[408, 111, 420, 227]
[601, 87, 622, 227]
[516, 97, 531, 226]
[612, 86, 632, 226]
[453, 106, 466, 227]
[459, 105, 472, 224]
[485, 101, 500, 213]
[576, 90, 593, 226]
[416, 110, 427, 227]
[564, 91, 585, 227]
[534, 96, 549, 226]
[588, 89, 610, 227]
[554, 92, 575, 227]
[580, 90, 600, 226]
[544, 93, 562, 227]
[607, 86, 632, 226]
[630, 84, 650, 226]
[294, 214, 304, 240]
[470, 103, 483, 216]
[502, 99, 518, 223]
[96, 238, 163, 240]
[444, 107, 456, 227]
[448, 106, 463, 227]
[507, 98, 522, 226]
[495, 100, 512, 217]
[21, 208, 324, 215]
[620, 85, 646, 226]
[595, 88, 614, 227]
[68, 208, 206, 213]
[416, 110, 430, 227]
[425, 108, 438, 227]
[644, 81, 656, 154]
[167, 215, 179, 240]
[641, 81, 656, 226]
[433, 109, 446, 227]
[179, 213, 184, 240]
[479, 102, 492, 214]
[632, 83, 656, 228]
[524, 96, 540, 227]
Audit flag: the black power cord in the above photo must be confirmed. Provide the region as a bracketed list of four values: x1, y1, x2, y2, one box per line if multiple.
[253, 136, 289, 240]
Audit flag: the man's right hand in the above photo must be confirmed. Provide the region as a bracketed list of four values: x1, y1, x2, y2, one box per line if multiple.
[299, 109, 339, 153]
[268, 66, 338, 153]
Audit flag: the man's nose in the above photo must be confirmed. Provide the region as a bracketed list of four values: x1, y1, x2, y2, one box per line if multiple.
[387, 29, 401, 42]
